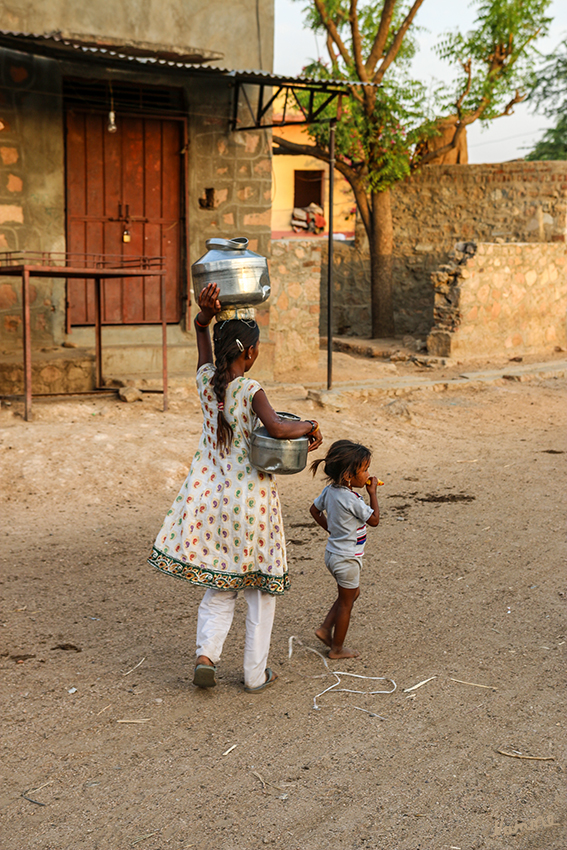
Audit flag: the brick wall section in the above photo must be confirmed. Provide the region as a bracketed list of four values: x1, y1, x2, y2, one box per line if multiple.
[323, 161, 567, 338]
[427, 242, 567, 358]
[0, 49, 65, 351]
[269, 239, 321, 381]
[189, 80, 272, 265]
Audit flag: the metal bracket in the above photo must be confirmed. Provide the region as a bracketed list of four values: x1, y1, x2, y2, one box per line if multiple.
[231, 79, 347, 131]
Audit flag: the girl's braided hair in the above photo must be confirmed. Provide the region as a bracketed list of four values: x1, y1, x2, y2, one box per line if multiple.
[310, 439, 371, 485]
[212, 319, 260, 451]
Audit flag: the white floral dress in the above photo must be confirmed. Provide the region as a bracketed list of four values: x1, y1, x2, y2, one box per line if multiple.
[148, 364, 289, 595]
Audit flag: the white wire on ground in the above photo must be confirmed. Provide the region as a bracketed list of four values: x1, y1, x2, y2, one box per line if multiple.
[288, 636, 396, 712]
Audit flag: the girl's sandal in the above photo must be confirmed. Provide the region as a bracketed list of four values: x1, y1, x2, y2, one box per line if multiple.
[244, 668, 278, 693]
[193, 663, 217, 688]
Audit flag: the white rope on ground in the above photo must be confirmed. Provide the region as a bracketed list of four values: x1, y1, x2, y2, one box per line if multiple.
[288, 636, 396, 712]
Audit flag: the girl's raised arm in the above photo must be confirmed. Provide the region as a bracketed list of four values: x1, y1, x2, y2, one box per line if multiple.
[252, 389, 323, 452]
[194, 283, 221, 370]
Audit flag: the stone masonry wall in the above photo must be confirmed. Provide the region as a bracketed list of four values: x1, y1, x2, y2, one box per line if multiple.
[427, 242, 567, 358]
[319, 240, 370, 337]
[324, 161, 567, 338]
[269, 240, 321, 381]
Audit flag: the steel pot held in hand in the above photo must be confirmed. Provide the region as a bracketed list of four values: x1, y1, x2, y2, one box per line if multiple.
[250, 413, 309, 475]
[191, 237, 270, 307]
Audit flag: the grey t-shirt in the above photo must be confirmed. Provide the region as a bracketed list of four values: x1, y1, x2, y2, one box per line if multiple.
[313, 484, 374, 557]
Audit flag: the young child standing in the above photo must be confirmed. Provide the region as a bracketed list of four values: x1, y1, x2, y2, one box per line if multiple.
[149, 283, 322, 692]
[310, 439, 380, 659]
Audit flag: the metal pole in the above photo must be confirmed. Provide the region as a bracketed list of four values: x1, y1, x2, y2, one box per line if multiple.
[22, 268, 32, 421]
[94, 276, 102, 388]
[327, 118, 336, 391]
[160, 273, 168, 412]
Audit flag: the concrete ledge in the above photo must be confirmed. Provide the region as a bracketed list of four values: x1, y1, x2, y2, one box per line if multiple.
[307, 360, 567, 409]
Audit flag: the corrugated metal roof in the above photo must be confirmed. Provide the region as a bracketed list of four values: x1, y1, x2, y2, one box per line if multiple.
[0, 29, 223, 64]
[0, 29, 368, 90]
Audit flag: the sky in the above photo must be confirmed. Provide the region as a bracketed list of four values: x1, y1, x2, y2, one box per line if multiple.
[273, 0, 567, 163]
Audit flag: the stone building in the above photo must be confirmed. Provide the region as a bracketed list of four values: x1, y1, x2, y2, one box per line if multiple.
[0, 0, 293, 392]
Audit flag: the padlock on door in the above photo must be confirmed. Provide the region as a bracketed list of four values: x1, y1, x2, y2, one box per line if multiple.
[122, 227, 131, 243]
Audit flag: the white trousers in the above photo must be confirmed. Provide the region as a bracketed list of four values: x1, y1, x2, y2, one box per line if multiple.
[196, 588, 276, 689]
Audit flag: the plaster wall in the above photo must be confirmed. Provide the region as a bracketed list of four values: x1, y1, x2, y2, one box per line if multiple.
[0, 49, 65, 350]
[271, 124, 354, 237]
[0, 0, 274, 71]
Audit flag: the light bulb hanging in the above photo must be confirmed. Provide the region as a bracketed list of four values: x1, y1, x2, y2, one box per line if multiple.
[107, 82, 117, 133]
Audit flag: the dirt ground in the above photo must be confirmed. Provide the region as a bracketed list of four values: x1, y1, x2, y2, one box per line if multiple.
[0, 350, 565, 850]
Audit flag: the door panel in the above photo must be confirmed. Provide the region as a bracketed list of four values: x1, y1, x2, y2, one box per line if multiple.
[66, 110, 184, 326]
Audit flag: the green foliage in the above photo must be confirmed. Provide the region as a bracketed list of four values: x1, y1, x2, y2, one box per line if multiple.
[300, 0, 419, 64]
[525, 115, 567, 160]
[295, 2, 432, 192]
[436, 0, 551, 123]
[525, 39, 567, 161]
[301, 60, 430, 191]
[528, 38, 567, 117]
[291, 1, 552, 194]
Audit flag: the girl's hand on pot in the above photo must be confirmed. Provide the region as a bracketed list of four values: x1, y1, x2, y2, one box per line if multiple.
[307, 425, 323, 452]
[197, 283, 221, 322]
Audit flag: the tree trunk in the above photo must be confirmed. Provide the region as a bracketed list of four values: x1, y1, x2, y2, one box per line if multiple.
[370, 188, 395, 338]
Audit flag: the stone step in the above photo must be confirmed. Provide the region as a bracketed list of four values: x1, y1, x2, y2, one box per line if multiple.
[0, 348, 95, 395]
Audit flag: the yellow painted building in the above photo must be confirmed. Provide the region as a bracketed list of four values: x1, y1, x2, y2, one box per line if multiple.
[271, 120, 355, 239]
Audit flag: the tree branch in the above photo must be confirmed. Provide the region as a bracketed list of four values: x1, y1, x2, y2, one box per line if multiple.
[350, 0, 368, 82]
[455, 60, 472, 114]
[313, 0, 352, 68]
[492, 88, 525, 117]
[326, 32, 341, 77]
[374, 0, 426, 84]
[272, 134, 360, 186]
[415, 98, 498, 168]
[416, 122, 467, 167]
[365, 0, 397, 75]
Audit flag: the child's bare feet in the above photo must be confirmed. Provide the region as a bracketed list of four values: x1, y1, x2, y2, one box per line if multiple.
[328, 646, 360, 659]
[315, 626, 333, 647]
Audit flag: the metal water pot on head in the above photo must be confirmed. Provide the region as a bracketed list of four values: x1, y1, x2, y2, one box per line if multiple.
[191, 237, 271, 307]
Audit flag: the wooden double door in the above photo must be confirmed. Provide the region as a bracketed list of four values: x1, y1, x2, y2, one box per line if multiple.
[65, 110, 185, 325]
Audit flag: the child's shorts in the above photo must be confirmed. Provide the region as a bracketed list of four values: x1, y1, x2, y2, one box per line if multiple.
[324, 551, 362, 589]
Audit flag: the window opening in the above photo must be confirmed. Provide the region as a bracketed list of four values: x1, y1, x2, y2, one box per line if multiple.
[294, 170, 324, 209]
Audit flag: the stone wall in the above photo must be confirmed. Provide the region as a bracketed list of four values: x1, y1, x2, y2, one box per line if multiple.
[323, 161, 567, 338]
[427, 242, 567, 358]
[269, 239, 321, 381]
[319, 239, 370, 337]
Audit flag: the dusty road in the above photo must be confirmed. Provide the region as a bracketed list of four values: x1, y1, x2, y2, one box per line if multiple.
[0, 352, 565, 850]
